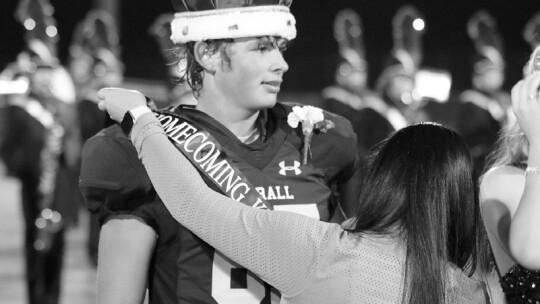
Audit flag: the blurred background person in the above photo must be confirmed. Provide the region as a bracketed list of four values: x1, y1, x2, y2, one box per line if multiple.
[0, 0, 80, 303]
[321, 9, 393, 168]
[68, 8, 123, 137]
[456, 10, 512, 176]
[523, 12, 540, 71]
[480, 14, 540, 303]
[479, 22, 540, 304]
[67, 8, 124, 266]
[375, 5, 430, 127]
[148, 13, 196, 107]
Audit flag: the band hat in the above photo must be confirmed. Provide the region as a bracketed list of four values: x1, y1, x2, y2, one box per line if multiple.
[467, 10, 505, 72]
[333, 9, 367, 71]
[171, 5, 296, 44]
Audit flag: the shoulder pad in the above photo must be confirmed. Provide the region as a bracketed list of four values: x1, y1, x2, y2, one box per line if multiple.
[80, 126, 155, 218]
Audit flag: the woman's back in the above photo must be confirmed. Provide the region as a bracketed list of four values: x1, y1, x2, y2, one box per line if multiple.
[284, 229, 488, 304]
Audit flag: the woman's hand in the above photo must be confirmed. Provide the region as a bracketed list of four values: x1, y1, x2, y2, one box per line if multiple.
[511, 73, 540, 146]
[509, 71, 540, 270]
[97, 88, 147, 123]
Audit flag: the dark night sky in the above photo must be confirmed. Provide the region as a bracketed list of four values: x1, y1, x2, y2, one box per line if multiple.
[1, 0, 539, 92]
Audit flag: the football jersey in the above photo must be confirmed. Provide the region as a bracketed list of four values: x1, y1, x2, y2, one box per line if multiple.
[129, 113, 489, 304]
[79, 103, 359, 304]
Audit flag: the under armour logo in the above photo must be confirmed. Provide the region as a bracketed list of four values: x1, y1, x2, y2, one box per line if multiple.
[279, 161, 301, 176]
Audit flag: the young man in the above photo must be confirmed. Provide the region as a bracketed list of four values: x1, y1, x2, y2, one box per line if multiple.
[79, 1, 360, 303]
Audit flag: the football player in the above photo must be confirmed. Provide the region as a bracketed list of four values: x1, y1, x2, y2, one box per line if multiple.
[79, 1, 361, 303]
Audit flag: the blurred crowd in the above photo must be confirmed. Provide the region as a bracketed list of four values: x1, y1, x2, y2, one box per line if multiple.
[0, 0, 539, 303]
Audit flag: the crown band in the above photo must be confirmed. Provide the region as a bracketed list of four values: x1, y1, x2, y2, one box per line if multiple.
[171, 6, 296, 44]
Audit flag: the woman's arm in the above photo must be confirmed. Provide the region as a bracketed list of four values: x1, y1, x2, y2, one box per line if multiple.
[508, 73, 540, 270]
[508, 144, 540, 270]
[479, 166, 525, 274]
[97, 216, 157, 304]
[128, 111, 337, 296]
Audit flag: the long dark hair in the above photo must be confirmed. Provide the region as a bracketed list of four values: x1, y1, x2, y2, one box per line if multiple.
[350, 123, 482, 303]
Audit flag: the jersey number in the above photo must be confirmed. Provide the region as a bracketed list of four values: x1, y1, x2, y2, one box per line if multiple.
[211, 252, 279, 304]
[211, 204, 317, 303]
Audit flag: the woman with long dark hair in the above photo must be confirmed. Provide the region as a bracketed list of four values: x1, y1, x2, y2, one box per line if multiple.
[349, 123, 484, 303]
[98, 85, 491, 303]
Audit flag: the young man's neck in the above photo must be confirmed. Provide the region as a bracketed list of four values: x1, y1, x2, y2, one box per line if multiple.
[195, 94, 261, 139]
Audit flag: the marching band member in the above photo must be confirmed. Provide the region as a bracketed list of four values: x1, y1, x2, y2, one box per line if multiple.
[479, 16, 540, 304]
[148, 13, 197, 106]
[321, 9, 393, 166]
[456, 10, 512, 175]
[374, 5, 429, 127]
[0, 0, 79, 303]
[67, 8, 124, 266]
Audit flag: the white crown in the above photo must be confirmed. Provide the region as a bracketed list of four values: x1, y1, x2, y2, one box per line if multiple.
[171, 5, 296, 44]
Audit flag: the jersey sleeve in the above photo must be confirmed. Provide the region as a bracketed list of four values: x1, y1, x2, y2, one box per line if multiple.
[130, 113, 339, 297]
[79, 127, 159, 228]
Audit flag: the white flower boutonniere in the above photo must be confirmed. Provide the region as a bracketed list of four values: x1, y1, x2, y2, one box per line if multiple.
[287, 105, 335, 165]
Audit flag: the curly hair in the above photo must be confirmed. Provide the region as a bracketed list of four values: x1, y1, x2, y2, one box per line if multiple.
[168, 39, 233, 97]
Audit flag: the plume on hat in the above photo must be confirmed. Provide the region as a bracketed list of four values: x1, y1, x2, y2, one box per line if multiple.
[334, 8, 366, 71]
[523, 13, 540, 51]
[374, 5, 425, 94]
[70, 10, 120, 55]
[68, 9, 123, 85]
[524, 45, 540, 76]
[391, 5, 425, 72]
[15, 0, 59, 65]
[467, 10, 505, 72]
[149, 13, 190, 83]
[149, 14, 177, 67]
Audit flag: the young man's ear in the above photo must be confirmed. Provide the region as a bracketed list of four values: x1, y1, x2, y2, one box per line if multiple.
[194, 42, 220, 74]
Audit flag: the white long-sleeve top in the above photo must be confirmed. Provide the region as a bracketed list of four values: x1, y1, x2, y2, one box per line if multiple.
[130, 113, 488, 304]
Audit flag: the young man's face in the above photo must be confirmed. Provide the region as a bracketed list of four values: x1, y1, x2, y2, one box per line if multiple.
[214, 36, 289, 111]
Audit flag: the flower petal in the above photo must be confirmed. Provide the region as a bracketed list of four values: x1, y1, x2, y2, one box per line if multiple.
[306, 106, 324, 124]
[292, 106, 308, 121]
[287, 112, 300, 128]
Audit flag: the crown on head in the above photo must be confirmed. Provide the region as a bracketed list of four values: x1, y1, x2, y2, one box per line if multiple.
[169, 0, 296, 43]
